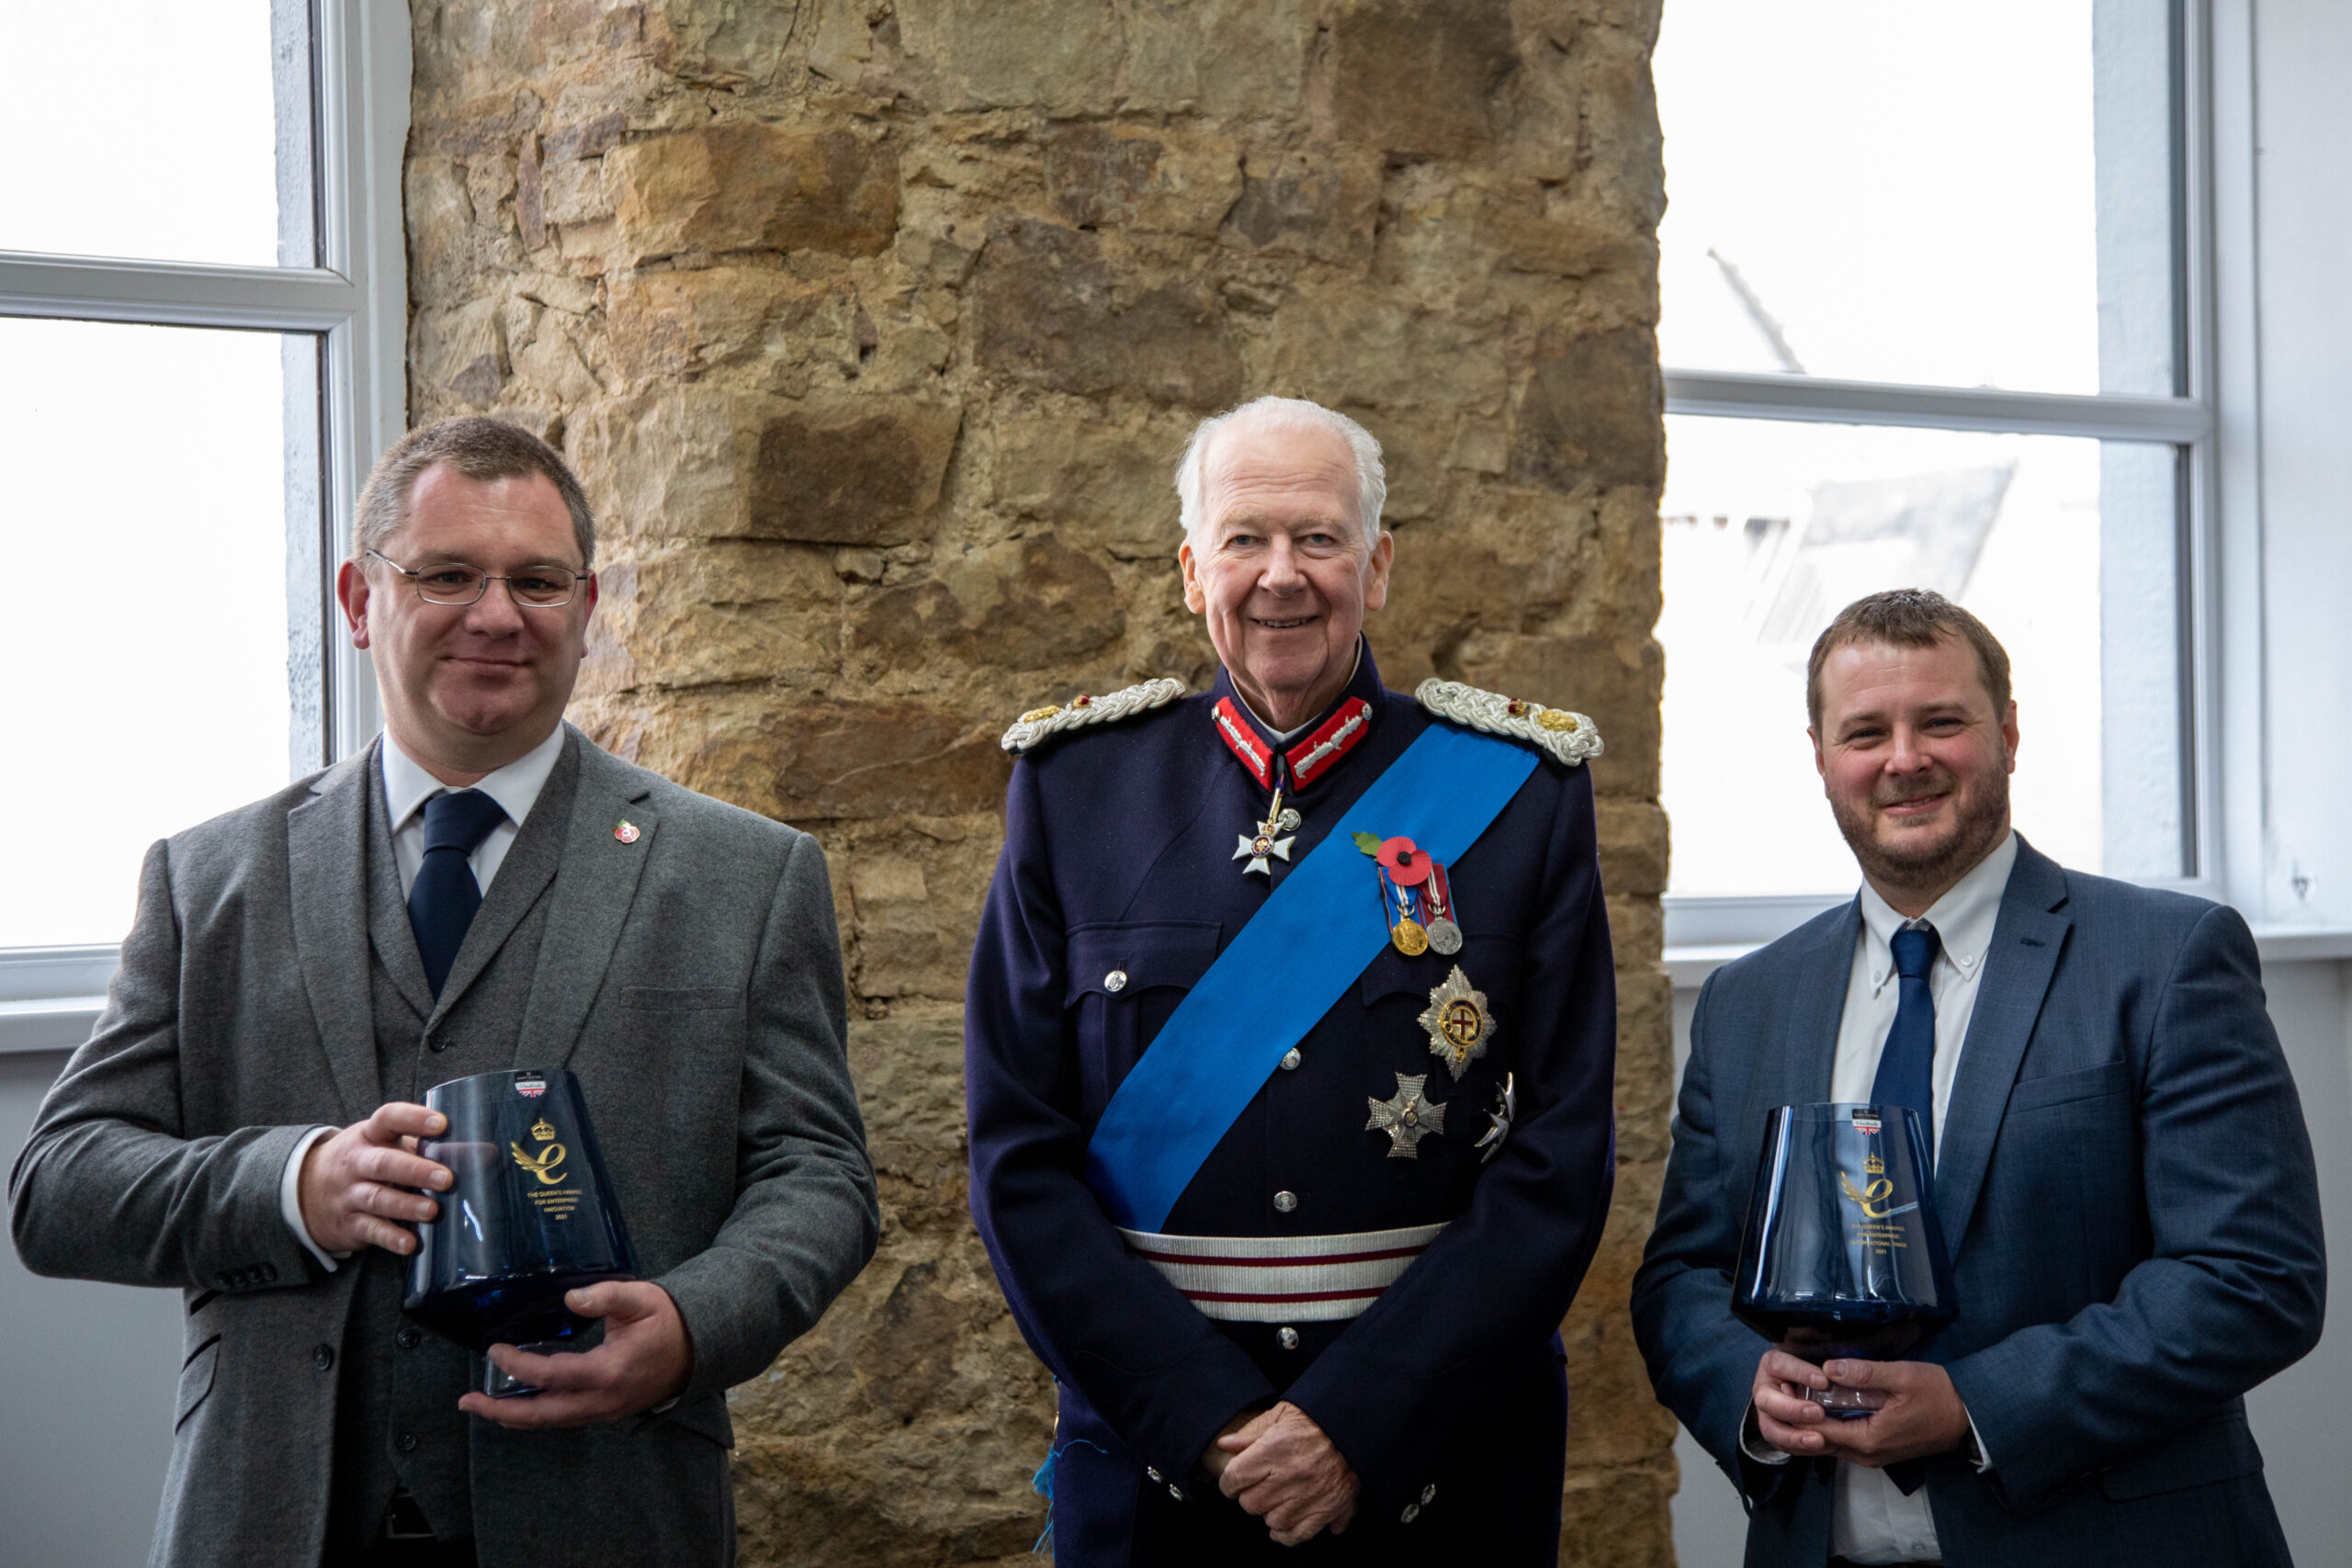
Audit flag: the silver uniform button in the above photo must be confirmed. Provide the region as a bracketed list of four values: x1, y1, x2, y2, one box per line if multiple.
[1272, 1190, 1298, 1213]
[1420, 1483, 1436, 1504]
[1277, 1326, 1300, 1349]
[1145, 1467, 1162, 1483]
[1169, 1483, 1185, 1502]
[1280, 1048, 1302, 1071]
[1401, 1503, 1420, 1523]
[1105, 969, 1128, 993]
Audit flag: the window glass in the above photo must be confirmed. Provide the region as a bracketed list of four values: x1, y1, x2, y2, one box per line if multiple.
[1660, 416, 2183, 895]
[0, 317, 317, 946]
[0, 1, 313, 266]
[1655, 0, 2176, 396]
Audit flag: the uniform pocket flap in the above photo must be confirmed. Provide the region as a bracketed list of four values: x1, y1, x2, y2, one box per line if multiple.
[1359, 932, 1522, 1004]
[2098, 1409, 2262, 1500]
[1065, 921, 1221, 1004]
[621, 986, 739, 1011]
[2008, 1058, 2132, 1114]
[175, 1336, 220, 1430]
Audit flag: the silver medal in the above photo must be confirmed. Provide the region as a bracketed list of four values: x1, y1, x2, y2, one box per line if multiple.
[1426, 918, 1463, 955]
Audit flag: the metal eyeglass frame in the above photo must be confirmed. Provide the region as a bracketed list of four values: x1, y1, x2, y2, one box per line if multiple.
[364, 548, 588, 608]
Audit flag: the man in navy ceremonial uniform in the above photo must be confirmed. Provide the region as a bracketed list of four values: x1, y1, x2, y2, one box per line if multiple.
[965, 395, 1622, 1562]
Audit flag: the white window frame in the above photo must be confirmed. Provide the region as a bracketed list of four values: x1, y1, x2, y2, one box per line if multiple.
[1663, 0, 2236, 964]
[0, 0, 407, 1053]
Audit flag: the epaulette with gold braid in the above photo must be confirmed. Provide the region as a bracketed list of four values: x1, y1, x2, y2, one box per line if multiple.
[1415, 678, 1602, 768]
[1000, 678, 1187, 755]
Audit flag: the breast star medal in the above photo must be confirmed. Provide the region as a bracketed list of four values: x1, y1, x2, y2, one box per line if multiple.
[1234, 785, 1302, 878]
[1366, 1072, 1447, 1158]
[1419, 965, 1493, 1080]
[1474, 1071, 1516, 1164]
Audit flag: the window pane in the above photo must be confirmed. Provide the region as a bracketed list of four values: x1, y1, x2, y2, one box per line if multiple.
[1655, 0, 2177, 396]
[0, 318, 319, 947]
[0, 1, 314, 266]
[1660, 415, 2184, 895]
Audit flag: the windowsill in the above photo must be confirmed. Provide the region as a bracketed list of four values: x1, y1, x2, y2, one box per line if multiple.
[0, 997, 107, 1055]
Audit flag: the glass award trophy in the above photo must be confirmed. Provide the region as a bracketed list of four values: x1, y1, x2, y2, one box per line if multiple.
[403, 1067, 639, 1398]
[1731, 1103, 1956, 1417]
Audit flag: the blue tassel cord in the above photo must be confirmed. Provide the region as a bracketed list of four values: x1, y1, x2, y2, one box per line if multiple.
[1031, 1438, 1110, 1555]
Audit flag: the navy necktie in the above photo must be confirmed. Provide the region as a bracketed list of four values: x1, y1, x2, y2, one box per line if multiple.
[407, 789, 509, 998]
[1871, 924, 1941, 1156]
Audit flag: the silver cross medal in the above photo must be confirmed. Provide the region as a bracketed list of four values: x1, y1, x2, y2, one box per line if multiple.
[1234, 787, 1302, 878]
[1366, 1073, 1447, 1159]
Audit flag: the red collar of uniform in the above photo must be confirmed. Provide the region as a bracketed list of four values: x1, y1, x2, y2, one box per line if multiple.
[1213, 695, 1374, 790]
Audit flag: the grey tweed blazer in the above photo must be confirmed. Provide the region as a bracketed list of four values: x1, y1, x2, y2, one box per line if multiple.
[9, 727, 879, 1567]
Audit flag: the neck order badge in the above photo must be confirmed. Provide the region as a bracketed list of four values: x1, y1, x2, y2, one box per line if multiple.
[1083, 723, 1540, 1231]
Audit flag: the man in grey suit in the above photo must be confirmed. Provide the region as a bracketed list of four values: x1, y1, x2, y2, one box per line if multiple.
[1634, 589, 2323, 1566]
[10, 418, 878, 1567]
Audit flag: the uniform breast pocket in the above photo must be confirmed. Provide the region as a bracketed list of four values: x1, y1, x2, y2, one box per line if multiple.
[1066, 922, 1221, 1118]
[1358, 933, 1526, 1071]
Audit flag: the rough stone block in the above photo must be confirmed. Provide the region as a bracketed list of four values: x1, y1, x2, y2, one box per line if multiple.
[608, 123, 899, 263]
[1597, 798, 1668, 897]
[894, 0, 1123, 115]
[750, 397, 963, 546]
[579, 540, 841, 694]
[1511, 327, 1666, 491]
[848, 855, 947, 1000]
[661, 0, 805, 87]
[1329, 0, 1518, 157]
[1259, 287, 1508, 415]
[1122, 0, 1311, 117]
[1219, 148, 1382, 270]
[1453, 630, 1663, 798]
[991, 411, 1187, 558]
[972, 220, 1243, 408]
[1045, 125, 1244, 241]
[605, 266, 835, 382]
[771, 699, 1012, 821]
[848, 533, 1125, 674]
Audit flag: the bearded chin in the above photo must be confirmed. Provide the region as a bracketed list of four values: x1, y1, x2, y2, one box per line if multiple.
[1837, 777, 2010, 891]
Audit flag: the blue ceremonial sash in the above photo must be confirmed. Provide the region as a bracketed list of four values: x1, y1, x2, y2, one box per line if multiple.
[1083, 723, 1541, 1231]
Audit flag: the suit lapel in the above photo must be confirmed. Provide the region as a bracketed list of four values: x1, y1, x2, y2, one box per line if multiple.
[514, 730, 657, 1072]
[424, 734, 582, 1030]
[1933, 839, 2071, 1253]
[364, 766, 435, 1022]
[286, 743, 389, 1123]
[1735, 902, 1860, 1211]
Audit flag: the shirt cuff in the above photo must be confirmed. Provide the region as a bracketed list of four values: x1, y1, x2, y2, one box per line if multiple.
[1963, 1406, 1994, 1472]
[1742, 1404, 1794, 1465]
[280, 1125, 353, 1273]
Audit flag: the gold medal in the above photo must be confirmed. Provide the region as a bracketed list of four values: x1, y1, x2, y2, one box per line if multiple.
[1392, 917, 1430, 956]
[1418, 965, 1493, 1079]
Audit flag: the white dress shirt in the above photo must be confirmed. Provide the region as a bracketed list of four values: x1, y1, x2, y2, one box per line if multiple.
[277, 727, 570, 1270]
[1748, 831, 2018, 1564]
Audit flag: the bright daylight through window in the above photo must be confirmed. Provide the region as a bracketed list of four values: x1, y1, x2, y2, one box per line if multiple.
[1654, 0, 2195, 900]
[0, 0, 332, 950]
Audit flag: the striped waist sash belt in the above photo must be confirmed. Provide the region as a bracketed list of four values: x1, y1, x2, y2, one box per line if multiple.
[1115, 1222, 1449, 1323]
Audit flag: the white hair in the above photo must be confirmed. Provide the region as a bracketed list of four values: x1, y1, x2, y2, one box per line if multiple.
[1174, 396, 1387, 549]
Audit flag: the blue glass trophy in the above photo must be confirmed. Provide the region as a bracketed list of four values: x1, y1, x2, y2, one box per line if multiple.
[1732, 1103, 1956, 1417]
[403, 1068, 639, 1397]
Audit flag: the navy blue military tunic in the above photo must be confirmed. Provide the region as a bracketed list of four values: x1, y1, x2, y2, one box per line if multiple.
[965, 644, 1619, 1564]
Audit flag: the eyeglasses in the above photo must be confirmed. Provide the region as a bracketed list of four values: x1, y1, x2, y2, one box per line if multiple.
[366, 549, 588, 608]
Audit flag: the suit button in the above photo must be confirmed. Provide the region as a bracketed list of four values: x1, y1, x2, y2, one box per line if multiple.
[396, 1327, 422, 1350]
[427, 1032, 450, 1053]
[312, 1344, 335, 1371]
[1276, 1326, 1299, 1350]
[396, 1434, 418, 1454]
[261, 1263, 278, 1282]
[1272, 1190, 1297, 1213]
[1401, 1502, 1420, 1523]
[1280, 1049, 1301, 1071]
[1104, 970, 1128, 993]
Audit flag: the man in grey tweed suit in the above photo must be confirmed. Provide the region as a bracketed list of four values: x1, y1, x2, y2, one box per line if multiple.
[10, 418, 878, 1568]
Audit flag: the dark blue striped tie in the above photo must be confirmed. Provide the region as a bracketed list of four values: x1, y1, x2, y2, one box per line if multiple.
[406, 789, 508, 998]
[1871, 924, 1941, 1153]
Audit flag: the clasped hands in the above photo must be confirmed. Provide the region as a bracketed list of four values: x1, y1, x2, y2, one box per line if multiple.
[1203, 1401, 1360, 1546]
[1750, 1346, 1971, 1467]
[296, 1100, 692, 1428]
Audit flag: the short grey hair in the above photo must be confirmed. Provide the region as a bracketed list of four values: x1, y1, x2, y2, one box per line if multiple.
[1175, 396, 1387, 548]
[354, 417, 597, 568]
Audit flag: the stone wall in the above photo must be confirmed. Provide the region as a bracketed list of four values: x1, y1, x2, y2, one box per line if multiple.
[404, 1, 1673, 1561]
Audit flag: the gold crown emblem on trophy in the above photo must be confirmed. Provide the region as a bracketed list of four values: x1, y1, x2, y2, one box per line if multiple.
[1864, 1151, 1885, 1176]
[531, 1117, 558, 1143]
